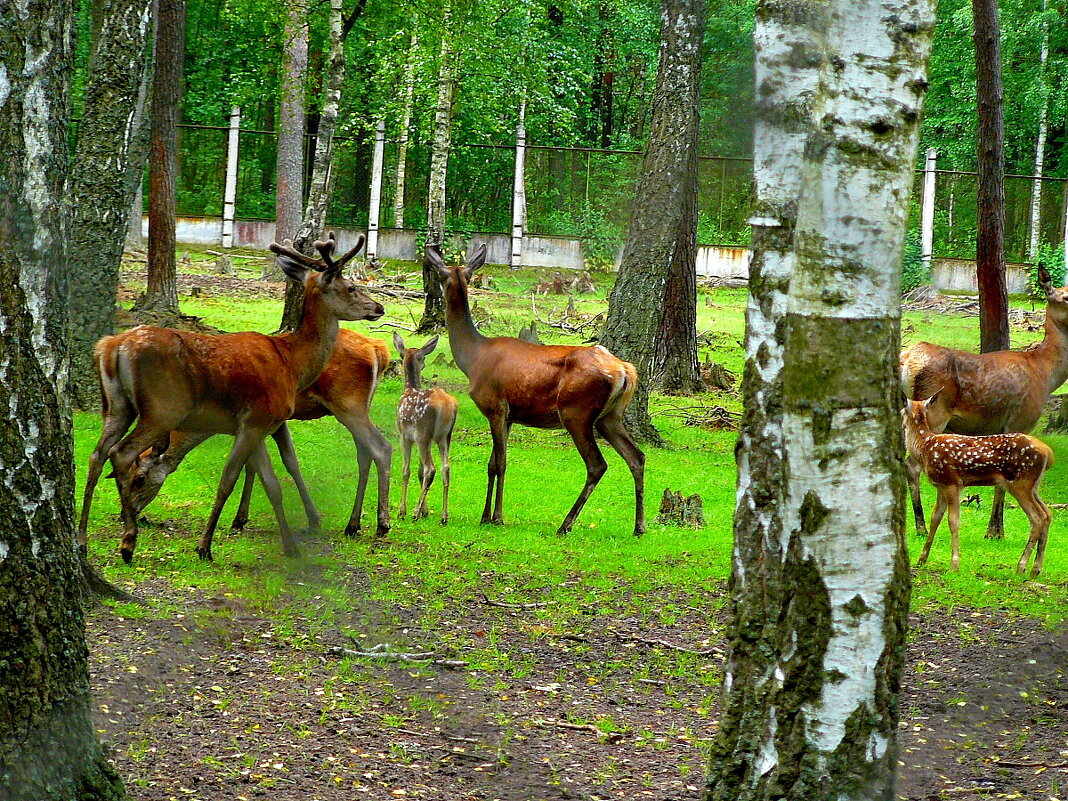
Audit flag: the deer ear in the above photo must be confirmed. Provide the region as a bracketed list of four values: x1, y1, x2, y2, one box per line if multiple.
[418, 336, 439, 357]
[1038, 263, 1054, 296]
[392, 332, 406, 354]
[924, 387, 943, 409]
[464, 243, 488, 281]
[274, 253, 310, 284]
[425, 245, 449, 281]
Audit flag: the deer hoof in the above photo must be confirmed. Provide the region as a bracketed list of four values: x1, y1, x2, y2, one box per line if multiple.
[306, 517, 322, 535]
[440, 515, 448, 526]
[197, 547, 214, 562]
[229, 517, 247, 533]
[283, 544, 301, 559]
[120, 547, 134, 565]
[375, 523, 390, 538]
[344, 523, 361, 539]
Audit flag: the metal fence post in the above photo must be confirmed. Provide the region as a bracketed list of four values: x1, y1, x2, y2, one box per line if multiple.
[367, 119, 386, 260]
[511, 101, 527, 269]
[221, 106, 241, 248]
[920, 147, 937, 269]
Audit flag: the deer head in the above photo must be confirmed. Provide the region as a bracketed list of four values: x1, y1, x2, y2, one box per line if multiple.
[426, 243, 488, 298]
[271, 232, 384, 321]
[393, 333, 439, 388]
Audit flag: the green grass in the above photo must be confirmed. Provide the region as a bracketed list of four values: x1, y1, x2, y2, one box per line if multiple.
[79, 267, 1068, 634]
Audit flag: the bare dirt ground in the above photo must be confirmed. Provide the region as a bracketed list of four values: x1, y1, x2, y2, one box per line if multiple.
[88, 574, 1067, 801]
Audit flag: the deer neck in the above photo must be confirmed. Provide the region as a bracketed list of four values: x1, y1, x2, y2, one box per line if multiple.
[444, 280, 486, 376]
[1035, 311, 1068, 393]
[903, 418, 933, 461]
[404, 361, 423, 390]
[287, 288, 341, 390]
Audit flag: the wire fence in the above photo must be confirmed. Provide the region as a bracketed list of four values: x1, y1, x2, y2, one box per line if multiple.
[170, 121, 1067, 262]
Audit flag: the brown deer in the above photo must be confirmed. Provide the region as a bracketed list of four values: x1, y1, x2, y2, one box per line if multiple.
[901, 265, 1068, 540]
[119, 328, 392, 539]
[428, 245, 645, 535]
[393, 333, 459, 525]
[903, 392, 1053, 576]
[79, 233, 384, 563]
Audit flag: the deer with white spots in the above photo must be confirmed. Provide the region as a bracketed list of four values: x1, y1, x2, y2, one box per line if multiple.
[429, 244, 645, 535]
[393, 333, 458, 524]
[903, 391, 1054, 576]
[901, 264, 1068, 541]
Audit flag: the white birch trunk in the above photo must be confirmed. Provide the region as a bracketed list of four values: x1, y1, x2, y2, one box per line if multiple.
[510, 99, 527, 268]
[393, 31, 417, 230]
[427, 3, 456, 249]
[1028, 0, 1049, 263]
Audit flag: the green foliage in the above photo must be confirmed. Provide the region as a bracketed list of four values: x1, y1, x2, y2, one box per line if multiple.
[901, 229, 928, 292]
[538, 202, 622, 271]
[1029, 242, 1067, 299]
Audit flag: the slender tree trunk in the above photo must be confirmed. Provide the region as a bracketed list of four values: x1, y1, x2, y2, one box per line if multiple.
[599, 0, 705, 443]
[1028, 0, 1049, 263]
[973, 0, 1009, 353]
[706, 0, 934, 798]
[418, 3, 457, 334]
[0, 4, 127, 798]
[275, 0, 308, 246]
[279, 0, 347, 331]
[67, 0, 153, 409]
[394, 31, 418, 230]
[125, 61, 151, 250]
[134, 0, 186, 318]
[706, 0, 828, 788]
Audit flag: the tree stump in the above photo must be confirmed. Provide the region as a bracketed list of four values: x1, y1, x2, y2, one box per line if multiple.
[213, 255, 234, 275]
[655, 488, 705, 528]
[518, 320, 542, 343]
[1045, 395, 1067, 433]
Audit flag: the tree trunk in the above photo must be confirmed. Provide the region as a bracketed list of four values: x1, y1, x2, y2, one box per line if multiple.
[418, 3, 457, 334]
[67, 0, 153, 409]
[706, 0, 934, 798]
[1027, 0, 1049, 263]
[599, 0, 705, 443]
[279, 0, 347, 332]
[973, 0, 1009, 353]
[0, 5, 127, 798]
[394, 31, 418, 230]
[275, 0, 308, 245]
[134, 0, 185, 319]
[125, 63, 151, 250]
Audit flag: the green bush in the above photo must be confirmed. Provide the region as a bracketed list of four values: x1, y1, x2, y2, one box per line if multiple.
[1029, 243, 1067, 298]
[900, 229, 928, 292]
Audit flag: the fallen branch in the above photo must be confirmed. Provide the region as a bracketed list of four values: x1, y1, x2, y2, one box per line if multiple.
[530, 718, 624, 744]
[330, 644, 468, 668]
[618, 635, 722, 656]
[368, 321, 417, 333]
[479, 591, 555, 609]
[987, 758, 1068, 769]
[366, 286, 425, 300]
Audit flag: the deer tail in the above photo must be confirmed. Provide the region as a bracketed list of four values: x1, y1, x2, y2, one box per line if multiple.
[606, 360, 638, 417]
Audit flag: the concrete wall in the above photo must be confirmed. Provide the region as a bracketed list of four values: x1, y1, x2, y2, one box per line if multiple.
[930, 258, 1031, 294]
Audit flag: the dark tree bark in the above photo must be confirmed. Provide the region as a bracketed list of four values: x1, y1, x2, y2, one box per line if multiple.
[599, 0, 705, 443]
[134, 0, 185, 318]
[0, 4, 127, 798]
[67, 0, 153, 409]
[275, 0, 308, 244]
[973, 0, 1009, 353]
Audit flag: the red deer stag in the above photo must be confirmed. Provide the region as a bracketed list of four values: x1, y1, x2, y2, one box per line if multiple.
[119, 329, 392, 539]
[903, 393, 1053, 576]
[901, 265, 1068, 540]
[393, 333, 458, 524]
[428, 245, 645, 535]
[79, 233, 384, 563]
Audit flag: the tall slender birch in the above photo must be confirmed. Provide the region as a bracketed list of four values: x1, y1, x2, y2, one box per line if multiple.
[394, 31, 418, 230]
[418, 2, 458, 333]
[275, 0, 308, 244]
[0, 1, 127, 796]
[707, 1, 935, 798]
[1028, 0, 1050, 263]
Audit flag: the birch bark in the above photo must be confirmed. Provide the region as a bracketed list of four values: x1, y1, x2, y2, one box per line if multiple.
[394, 31, 417, 230]
[1027, 0, 1049, 263]
[707, 1, 934, 798]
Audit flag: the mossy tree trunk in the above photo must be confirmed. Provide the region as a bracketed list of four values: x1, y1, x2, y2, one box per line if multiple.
[0, 4, 127, 797]
[275, 0, 308, 246]
[134, 0, 185, 319]
[418, 1, 457, 334]
[706, 1, 934, 798]
[600, 0, 706, 443]
[67, 0, 153, 409]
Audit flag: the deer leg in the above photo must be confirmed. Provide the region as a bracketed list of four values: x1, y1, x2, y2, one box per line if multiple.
[1011, 484, 1051, 577]
[558, 415, 608, 536]
[271, 423, 321, 533]
[341, 416, 392, 538]
[109, 421, 178, 564]
[413, 438, 436, 521]
[917, 489, 948, 567]
[596, 416, 646, 537]
[945, 485, 962, 571]
[482, 416, 510, 525]
[245, 439, 301, 559]
[438, 430, 452, 526]
[197, 430, 265, 562]
[79, 408, 136, 550]
[985, 485, 1006, 540]
[398, 434, 413, 521]
[229, 465, 256, 532]
[905, 453, 928, 538]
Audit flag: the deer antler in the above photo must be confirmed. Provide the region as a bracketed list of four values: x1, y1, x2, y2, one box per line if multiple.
[269, 238, 326, 270]
[313, 231, 366, 273]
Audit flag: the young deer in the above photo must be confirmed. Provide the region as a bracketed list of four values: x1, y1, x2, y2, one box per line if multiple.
[80, 232, 384, 563]
[119, 328, 393, 539]
[901, 265, 1068, 540]
[393, 333, 458, 525]
[903, 392, 1054, 577]
[428, 244, 645, 536]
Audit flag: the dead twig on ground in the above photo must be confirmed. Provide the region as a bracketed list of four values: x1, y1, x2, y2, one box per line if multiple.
[479, 591, 555, 609]
[659, 401, 740, 430]
[529, 718, 624, 744]
[618, 635, 722, 656]
[330, 643, 468, 668]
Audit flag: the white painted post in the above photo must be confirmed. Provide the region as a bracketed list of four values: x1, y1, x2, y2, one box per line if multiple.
[221, 106, 241, 248]
[367, 118, 386, 260]
[510, 101, 527, 269]
[920, 147, 936, 270]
